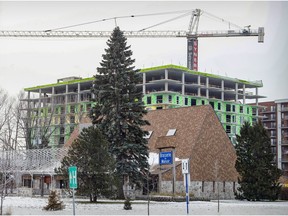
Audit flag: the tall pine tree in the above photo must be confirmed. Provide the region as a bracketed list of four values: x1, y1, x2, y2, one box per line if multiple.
[90, 26, 150, 199]
[235, 121, 282, 201]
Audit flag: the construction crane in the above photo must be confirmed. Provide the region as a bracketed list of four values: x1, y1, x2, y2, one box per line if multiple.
[0, 9, 264, 71]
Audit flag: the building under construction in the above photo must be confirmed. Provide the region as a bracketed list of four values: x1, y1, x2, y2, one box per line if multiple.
[22, 64, 264, 147]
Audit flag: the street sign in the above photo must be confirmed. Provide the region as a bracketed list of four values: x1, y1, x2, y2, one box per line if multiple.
[68, 166, 77, 189]
[159, 151, 173, 165]
[182, 159, 190, 174]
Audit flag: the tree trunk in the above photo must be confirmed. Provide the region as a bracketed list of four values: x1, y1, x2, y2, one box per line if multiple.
[123, 175, 130, 200]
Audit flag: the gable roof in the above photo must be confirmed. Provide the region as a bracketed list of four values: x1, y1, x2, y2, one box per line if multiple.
[143, 105, 238, 181]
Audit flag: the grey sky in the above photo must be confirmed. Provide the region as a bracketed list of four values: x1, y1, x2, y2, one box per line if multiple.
[0, 1, 287, 101]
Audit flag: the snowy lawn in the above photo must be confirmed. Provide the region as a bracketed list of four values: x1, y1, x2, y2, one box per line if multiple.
[2, 196, 288, 215]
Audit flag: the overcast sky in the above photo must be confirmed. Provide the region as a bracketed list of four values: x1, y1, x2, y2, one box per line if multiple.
[0, 1, 287, 102]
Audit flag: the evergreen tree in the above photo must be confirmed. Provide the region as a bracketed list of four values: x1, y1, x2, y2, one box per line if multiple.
[235, 121, 282, 201]
[56, 126, 116, 202]
[43, 190, 64, 211]
[90, 26, 150, 199]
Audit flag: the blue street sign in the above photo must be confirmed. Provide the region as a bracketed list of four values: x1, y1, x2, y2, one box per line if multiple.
[159, 151, 173, 165]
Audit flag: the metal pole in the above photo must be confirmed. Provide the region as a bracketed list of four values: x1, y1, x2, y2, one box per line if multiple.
[217, 181, 220, 213]
[72, 188, 75, 215]
[185, 173, 189, 215]
[173, 148, 176, 196]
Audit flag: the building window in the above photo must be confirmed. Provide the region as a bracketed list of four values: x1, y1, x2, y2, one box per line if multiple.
[226, 115, 231, 123]
[156, 106, 163, 110]
[70, 105, 75, 113]
[60, 117, 65, 124]
[60, 106, 65, 114]
[168, 95, 172, 103]
[202, 100, 205, 105]
[144, 131, 153, 139]
[70, 126, 74, 133]
[60, 126, 65, 135]
[166, 129, 176, 136]
[232, 105, 235, 112]
[191, 99, 196, 106]
[156, 95, 163, 103]
[232, 115, 236, 123]
[147, 96, 151, 104]
[70, 116, 75, 124]
[226, 125, 231, 133]
[247, 107, 250, 114]
[176, 96, 179, 104]
[209, 101, 214, 109]
[202, 181, 205, 192]
[240, 106, 243, 113]
[226, 104, 231, 112]
[59, 136, 65, 145]
[87, 104, 92, 112]
[218, 103, 221, 111]
[185, 98, 189, 106]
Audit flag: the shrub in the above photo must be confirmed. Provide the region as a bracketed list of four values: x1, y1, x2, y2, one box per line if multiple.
[279, 187, 288, 200]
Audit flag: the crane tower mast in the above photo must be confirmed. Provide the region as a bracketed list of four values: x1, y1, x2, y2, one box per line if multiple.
[0, 9, 264, 71]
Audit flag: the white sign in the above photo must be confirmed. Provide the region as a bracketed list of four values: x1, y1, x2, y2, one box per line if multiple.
[182, 159, 190, 174]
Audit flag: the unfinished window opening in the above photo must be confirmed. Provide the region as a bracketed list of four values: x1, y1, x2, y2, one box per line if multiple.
[60, 126, 65, 135]
[156, 95, 163, 104]
[156, 106, 163, 110]
[226, 125, 231, 133]
[201, 100, 205, 105]
[59, 136, 65, 145]
[147, 96, 151, 104]
[70, 116, 75, 124]
[166, 129, 176, 136]
[218, 103, 221, 111]
[226, 115, 231, 123]
[191, 99, 196, 106]
[70, 105, 75, 113]
[209, 101, 214, 109]
[240, 106, 243, 113]
[144, 131, 153, 139]
[185, 98, 189, 105]
[226, 104, 231, 112]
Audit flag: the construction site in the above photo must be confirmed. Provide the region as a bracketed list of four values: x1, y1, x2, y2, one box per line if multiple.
[1, 3, 287, 200]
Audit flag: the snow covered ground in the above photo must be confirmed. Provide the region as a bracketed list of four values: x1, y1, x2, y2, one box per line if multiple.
[2, 196, 288, 215]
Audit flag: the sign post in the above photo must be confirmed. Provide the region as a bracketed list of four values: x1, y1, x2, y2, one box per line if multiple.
[182, 159, 190, 215]
[69, 166, 77, 216]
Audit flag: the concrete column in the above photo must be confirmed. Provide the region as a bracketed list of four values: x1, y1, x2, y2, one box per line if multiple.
[235, 83, 238, 102]
[77, 83, 81, 102]
[221, 80, 224, 101]
[206, 77, 209, 99]
[182, 72, 185, 95]
[165, 69, 168, 80]
[65, 85, 68, 115]
[255, 87, 259, 116]
[51, 87, 55, 114]
[197, 75, 201, 96]
[243, 84, 246, 104]
[143, 73, 146, 94]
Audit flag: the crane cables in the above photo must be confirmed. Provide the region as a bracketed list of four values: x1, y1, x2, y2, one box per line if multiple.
[201, 9, 243, 30]
[45, 10, 194, 32]
[138, 10, 193, 32]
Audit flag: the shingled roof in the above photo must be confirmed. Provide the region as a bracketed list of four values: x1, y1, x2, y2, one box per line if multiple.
[143, 105, 238, 182]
